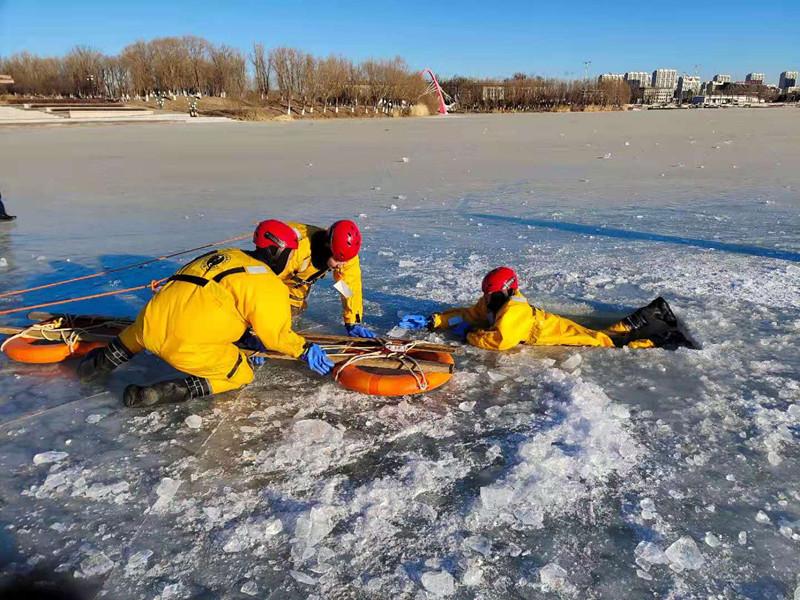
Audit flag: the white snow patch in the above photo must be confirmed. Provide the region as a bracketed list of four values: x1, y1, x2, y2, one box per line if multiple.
[470, 370, 642, 528]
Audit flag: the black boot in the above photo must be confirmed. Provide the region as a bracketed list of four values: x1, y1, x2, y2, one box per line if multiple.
[123, 376, 211, 408]
[611, 297, 696, 350]
[77, 338, 133, 383]
[0, 193, 16, 221]
[619, 297, 677, 330]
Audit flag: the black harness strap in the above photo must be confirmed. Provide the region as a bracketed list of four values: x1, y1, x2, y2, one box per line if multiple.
[168, 274, 210, 287]
[227, 353, 243, 379]
[213, 267, 247, 283]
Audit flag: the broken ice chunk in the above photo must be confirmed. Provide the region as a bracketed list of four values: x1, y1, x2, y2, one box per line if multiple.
[125, 549, 153, 576]
[664, 536, 705, 571]
[421, 570, 455, 596]
[634, 541, 668, 565]
[290, 570, 317, 585]
[463, 535, 492, 557]
[539, 563, 568, 590]
[33, 451, 68, 465]
[561, 354, 582, 371]
[755, 510, 771, 524]
[738, 531, 747, 545]
[77, 551, 114, 577]
[240, 580, 258, 596]
[184, 415, 202, 429]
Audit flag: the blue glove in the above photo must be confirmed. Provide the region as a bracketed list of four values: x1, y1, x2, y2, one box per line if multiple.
[249, 354, 266, 367]
[345, 323, 377, 339]
[301, 343, 334, 376]
[398, 314, 430, 330]
[451, 321, 473, 340]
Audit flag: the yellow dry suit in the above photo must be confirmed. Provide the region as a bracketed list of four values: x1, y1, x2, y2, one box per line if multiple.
[430, 291, 656, 351]
[118, 248, 306, 394]
[281, 221, 364, 325]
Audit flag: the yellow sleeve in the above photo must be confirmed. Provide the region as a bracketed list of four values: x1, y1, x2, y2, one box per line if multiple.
[240, 275, 306, 358]
[431, 297, 489, 330]
[466, 299, 533, 351]
[335, 256, 364, 325]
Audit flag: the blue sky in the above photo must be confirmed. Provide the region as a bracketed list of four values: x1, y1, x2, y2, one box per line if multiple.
[0, 0, 797, 83]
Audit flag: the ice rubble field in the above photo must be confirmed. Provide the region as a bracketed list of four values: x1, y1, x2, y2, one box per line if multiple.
[0, 113, 799, 599]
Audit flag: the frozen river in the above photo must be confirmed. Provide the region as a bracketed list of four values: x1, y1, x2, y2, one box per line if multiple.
[1, 109, 799, 598]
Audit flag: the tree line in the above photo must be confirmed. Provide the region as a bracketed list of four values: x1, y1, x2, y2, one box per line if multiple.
[0, 36, 429, 115]
[440, 74, 631, 111]
[1, 35, 633, 114]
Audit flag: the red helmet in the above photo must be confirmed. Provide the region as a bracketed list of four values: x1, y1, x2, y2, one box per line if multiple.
[482, 267, 519, 297]
[328, 220, 361, 262]
[253, 219, 299, 250]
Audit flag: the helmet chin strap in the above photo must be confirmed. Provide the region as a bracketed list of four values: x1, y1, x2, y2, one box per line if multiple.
[250, 246, 291, 275]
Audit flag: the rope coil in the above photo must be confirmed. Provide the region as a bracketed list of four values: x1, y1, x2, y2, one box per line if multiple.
[333, 340, 429, 391]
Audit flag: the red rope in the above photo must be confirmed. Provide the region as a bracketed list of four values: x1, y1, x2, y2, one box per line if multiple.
[0, 278, 169, 316]
[0, 233, 249, 300]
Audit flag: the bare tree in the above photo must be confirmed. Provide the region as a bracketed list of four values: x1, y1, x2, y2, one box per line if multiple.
[251, 43, 270, 99]
[64, 46, 104, 97]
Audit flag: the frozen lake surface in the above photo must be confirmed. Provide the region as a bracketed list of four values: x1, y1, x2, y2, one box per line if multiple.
[0, 110, 799, 598]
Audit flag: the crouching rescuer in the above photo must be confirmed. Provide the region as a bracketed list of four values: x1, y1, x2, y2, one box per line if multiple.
[77, 220, 335, 407]
[399, 266, 695, 351]
[279, 220, 376, 338]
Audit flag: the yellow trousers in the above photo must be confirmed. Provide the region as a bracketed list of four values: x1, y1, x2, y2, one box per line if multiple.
[119, 311, 254, 395]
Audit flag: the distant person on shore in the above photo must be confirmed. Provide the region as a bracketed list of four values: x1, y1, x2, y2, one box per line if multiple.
[276, 220, 376, 339]
[77, 220, 334, 407]
[0, 192, 16, 221]
[398, 267, 695, 350]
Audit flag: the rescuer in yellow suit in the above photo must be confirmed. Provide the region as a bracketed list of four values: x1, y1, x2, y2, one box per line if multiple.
[398, 267, 695, 351]
[280, 220, 376, 338]
[77, 220, 335, 407]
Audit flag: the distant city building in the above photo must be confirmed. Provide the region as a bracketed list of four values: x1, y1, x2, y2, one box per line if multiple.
[0, 74, 13, 86]
[745, 72, 765, 84]
[625, 72, 650, 88]
[652, 69, 678, 90]
[712, 74, 731, 83]
[643, 87, 675, 104]
[598, 73, 625, 83]
[779, 71, 798, 91]
[677, 75, 702, 99]
[692, 94, 766, 107]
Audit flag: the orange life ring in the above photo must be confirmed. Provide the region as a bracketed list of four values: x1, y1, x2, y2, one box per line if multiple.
[333, 349, 454, 396]
[2, 337, 105, 364]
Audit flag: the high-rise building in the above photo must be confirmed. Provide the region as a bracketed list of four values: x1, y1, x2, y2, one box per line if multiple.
[598, 73, 625, 83]
[779, 71, 798, 91]
[677, 75, 702, 99]
[652, 69, 678, 90]
[625, 72, 650, 88]
[745, 72, 765, 84]
[713, 74, 731, 83]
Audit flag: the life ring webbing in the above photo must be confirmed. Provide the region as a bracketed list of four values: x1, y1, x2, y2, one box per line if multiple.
[333, 349, 454, 396]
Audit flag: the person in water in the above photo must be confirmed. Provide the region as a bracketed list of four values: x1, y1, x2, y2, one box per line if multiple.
[398, 266, 695, 351]
[77, 220, 334, 407]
